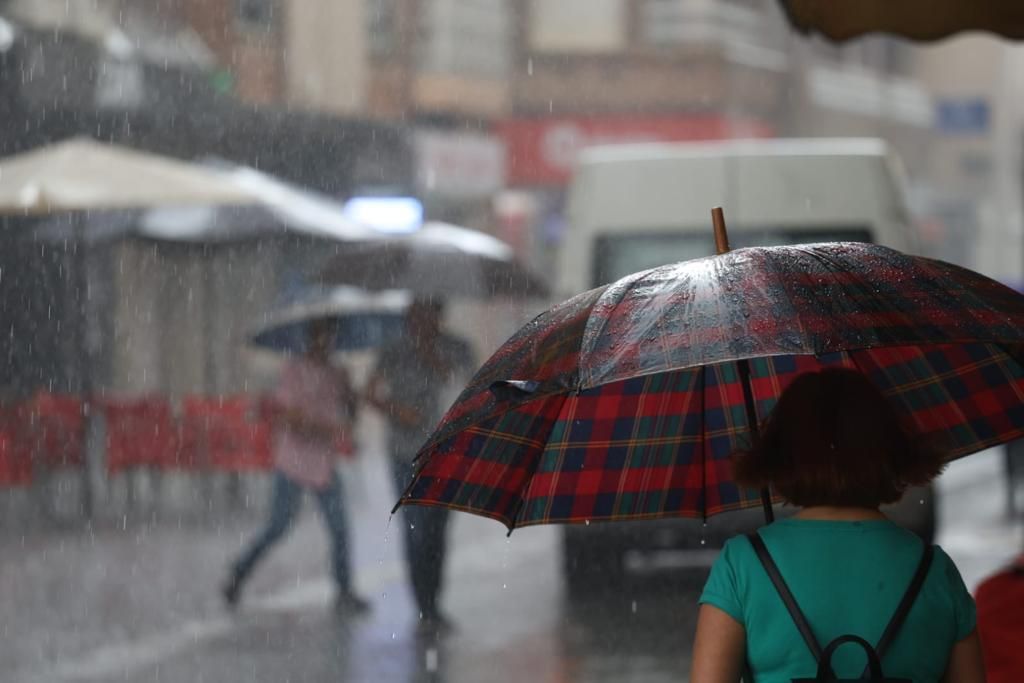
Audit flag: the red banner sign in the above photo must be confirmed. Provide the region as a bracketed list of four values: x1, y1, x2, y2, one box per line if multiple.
[497, 115, 774, 186]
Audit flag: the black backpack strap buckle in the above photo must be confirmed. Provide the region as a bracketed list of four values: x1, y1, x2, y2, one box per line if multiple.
[792, 634, 914, 682]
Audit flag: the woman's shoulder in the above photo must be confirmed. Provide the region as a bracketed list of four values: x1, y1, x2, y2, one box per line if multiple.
[717, 533, 760, 568]
[928, 543, 969, 588]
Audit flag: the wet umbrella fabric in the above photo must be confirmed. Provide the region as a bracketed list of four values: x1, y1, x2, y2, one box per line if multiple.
[318, 222, 548, 299]
[250, 288, 409, 354]
[395, 242, 1024, 530]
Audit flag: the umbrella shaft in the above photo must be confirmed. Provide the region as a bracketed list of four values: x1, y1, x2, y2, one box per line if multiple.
[737, 357, 774, 524]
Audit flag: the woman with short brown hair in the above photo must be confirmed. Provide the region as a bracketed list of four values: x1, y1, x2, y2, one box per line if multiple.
[691, 368, 985, 682]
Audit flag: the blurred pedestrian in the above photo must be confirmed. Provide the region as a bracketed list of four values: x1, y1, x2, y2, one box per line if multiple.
[691, 369, 985, 682]
[222, 318, 369, 615]
[365, 299, 473, 633]
[975, 554, 1024, 683]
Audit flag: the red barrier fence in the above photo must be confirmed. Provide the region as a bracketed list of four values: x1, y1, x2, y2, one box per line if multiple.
[0, 408, 31, 486]
[0, 392, 86, 487]
[101, 397, 181, 473]
[24, 391, 85, 468]
[102, 394, 274, 474]
[0, 393, 278, 486]
[180, 396, 272, 472]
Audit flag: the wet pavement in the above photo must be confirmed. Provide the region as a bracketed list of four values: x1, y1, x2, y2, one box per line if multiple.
[2, 445, 1020, 683]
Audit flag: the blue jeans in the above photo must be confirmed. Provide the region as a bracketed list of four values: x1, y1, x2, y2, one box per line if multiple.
[392, 458, 449, 617]
[232, 471, 353, 592]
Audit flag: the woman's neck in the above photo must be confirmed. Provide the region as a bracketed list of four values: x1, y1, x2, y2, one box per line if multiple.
[793, 506, 887, 521]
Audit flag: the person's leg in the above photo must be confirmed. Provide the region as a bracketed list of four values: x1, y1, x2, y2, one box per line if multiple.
[391, 458, 450, 622]
[314, 471, 367, 612]
[406, 503, 450, 619]
[225, 472, 301, 604]
[391, 459, 425, 611]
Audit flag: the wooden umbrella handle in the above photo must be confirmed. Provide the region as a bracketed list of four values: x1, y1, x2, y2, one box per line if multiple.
[712, 206, 731, 255]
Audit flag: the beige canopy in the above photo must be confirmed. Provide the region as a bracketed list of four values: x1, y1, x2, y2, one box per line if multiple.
[0, 137, 255, 214]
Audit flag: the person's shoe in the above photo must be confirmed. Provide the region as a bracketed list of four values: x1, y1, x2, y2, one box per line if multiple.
[221, 575, 242, 611]
[417, 610, 456, 636]
[334, 591, 371, 616]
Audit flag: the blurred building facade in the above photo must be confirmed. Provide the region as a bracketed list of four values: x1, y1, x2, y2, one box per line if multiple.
[0, 0, 411, 192]
[0, 0, 412, 398]
[914, 37, 1024, 284]
[3, 0, 1024, 399]
[498, 0, 789, 265]
[173, 0, 511, 223]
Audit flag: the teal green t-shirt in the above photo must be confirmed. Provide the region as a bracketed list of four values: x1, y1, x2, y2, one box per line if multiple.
[698, 519, 976, 682]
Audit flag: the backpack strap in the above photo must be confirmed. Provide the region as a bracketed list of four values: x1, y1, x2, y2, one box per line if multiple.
[747, 533, 825, 662]
[747, 533, 935, 681]
[859, 543, 934, 677]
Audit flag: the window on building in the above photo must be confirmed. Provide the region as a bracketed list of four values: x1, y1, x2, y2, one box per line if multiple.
[367, 0, 400, 61]
[417, 0, 511, 78]
[817, 36, 910, 75]
[880, 38, 912, 75]
[529, 0, 627, 53]
[235, 0, 276, 32]
[639, 0, 778, 51]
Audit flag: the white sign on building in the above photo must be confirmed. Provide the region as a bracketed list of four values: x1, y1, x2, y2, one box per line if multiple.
[414, 129, 506, 199]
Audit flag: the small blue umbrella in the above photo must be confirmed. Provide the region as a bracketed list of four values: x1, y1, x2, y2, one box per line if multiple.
[250, 287, 410, 354]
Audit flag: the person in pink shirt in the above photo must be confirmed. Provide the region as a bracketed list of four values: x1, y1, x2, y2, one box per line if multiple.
[223, 319, 369, 614]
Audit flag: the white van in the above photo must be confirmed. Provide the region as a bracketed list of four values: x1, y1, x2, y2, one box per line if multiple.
[558, 138, 933, 597]
[560, 137, 915, 298]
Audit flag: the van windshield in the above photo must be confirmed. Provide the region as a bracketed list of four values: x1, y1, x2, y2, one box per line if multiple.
[593, 226, 873, 286]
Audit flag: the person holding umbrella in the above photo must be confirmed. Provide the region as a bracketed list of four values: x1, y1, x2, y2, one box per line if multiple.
[222, 318, 369, 615]
[691, 369, 985, 682]
[387, 215, 1024, 672]
[364, 298, 474, 633]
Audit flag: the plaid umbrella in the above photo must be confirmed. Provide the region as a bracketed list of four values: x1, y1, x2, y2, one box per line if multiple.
[395, 242, 1024, 531]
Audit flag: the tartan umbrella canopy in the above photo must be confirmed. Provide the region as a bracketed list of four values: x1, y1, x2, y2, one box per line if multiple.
[394, 220, 1024, 532]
